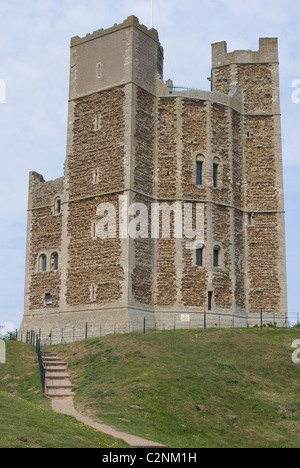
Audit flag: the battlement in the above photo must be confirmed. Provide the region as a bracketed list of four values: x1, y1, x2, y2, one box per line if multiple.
[212, 38, 278, 68]
[71, 15, 160, 47]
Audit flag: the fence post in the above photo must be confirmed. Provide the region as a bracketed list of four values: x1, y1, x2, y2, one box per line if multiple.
[85, 322, 88, 340]
[260, 309, 263, 329]
[204, 312, 207, 330]
[143, 317, 146, 334]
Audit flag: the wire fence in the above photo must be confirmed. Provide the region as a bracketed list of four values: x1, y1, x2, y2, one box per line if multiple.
[17, 310, 299, 346]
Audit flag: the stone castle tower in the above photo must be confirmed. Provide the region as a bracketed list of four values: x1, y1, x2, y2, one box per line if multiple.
[19, 16, 287, 343]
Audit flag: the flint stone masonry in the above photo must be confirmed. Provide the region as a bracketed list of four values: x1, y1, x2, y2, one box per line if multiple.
[19, 17, 287, 343]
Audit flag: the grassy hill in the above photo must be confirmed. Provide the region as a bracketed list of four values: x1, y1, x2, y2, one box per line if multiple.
[0, 341, 128, 448]
[48, 328, 300, 448]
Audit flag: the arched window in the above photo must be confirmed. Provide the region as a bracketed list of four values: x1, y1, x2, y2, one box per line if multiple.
[213, 246, 221, 268]
[196, 247, 203, 267]
[213, 163, 218, 188]
[39, 254, 47, 272]
[213, 157, 222, 189]
[196, 154, 205, 186]
[51, 253, 59, 271]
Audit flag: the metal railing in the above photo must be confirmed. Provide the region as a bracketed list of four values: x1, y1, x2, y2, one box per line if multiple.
[17, 311, 297, 346]
[35, 334, 47, 393]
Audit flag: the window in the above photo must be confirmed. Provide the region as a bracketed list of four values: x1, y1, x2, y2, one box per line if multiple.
[51, 253, 59, 271]
[92, 168, 99, 185]
[196, 161, 203, 186]
[39, 254, 47, 272]
[213, 163, 218, 188]
[212, 156, 223, 189]
[90, 284, 97, 302]
[54, 196, 61, 215]
[208, 292, 213, 311]
[91, 221, 97, 239]
[196, 247, 203, 267]
[196, 154, 205, 187]
[45, 293, 52, 307]
[248, 213, 254, 227]
[97, 62, 102, 78]
[94, 115, 101, 131]
[213, 247, 220, 268]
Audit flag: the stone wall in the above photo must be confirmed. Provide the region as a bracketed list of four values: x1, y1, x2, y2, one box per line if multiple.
[27, 175, 63, 312]
[19, 20, 287, 341]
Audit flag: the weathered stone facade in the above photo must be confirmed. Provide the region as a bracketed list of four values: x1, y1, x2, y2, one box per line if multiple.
[19, 17, 287, 343]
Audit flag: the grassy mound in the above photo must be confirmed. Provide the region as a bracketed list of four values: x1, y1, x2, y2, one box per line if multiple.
[0, 341, 128, 448]
[49, 328, 300, 448]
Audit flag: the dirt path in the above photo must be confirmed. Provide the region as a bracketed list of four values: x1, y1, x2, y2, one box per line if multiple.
[51, 398, 166, 448]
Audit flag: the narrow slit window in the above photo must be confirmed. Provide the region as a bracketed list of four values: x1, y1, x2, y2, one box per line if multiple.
[208, 292, 213, 311]
[93, 169, 99, 185]
[213, 163, 218, 188]
[90, 284, 97, 302]
[196, 247, 203, 267]
[196, 161, 203, 186]
[97, 62, 102, 78]
[94, 115, 101, 131]
[51, 253, 59, 271]
[54, 197, 61, 215]
[92, 221, 97, 239]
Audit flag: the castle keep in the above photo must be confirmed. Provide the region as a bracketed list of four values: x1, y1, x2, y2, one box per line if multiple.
[19, 16, 287, 342]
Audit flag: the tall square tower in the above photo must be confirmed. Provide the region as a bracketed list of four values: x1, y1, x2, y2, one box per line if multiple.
[19, 17, 287, 343]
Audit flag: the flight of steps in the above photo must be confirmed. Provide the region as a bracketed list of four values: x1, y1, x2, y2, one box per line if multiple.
[43, 352, 74, 399]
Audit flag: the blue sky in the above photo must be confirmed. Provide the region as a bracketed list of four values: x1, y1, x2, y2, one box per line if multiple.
[0, 0, 299, 332]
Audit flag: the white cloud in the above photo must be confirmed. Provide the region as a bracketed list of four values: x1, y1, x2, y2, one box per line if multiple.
[0, 321, 18, 336]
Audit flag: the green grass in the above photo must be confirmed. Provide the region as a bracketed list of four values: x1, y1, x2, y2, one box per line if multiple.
[48, 328, 300, 448]
[0, 341, 128, 448]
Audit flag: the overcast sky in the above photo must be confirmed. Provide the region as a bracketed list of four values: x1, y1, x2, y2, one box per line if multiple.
[0, 0, 299, 333]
